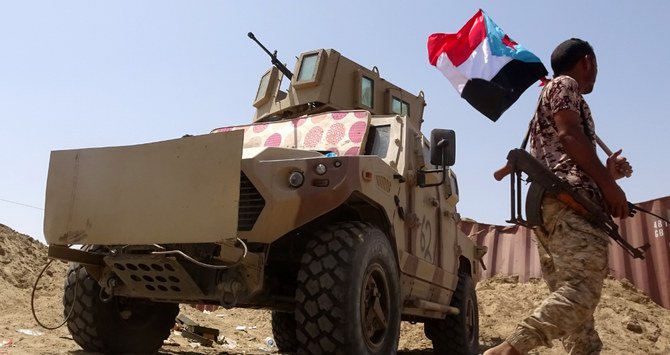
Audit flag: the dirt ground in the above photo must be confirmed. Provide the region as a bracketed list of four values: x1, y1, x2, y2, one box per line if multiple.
[1, 223, 668, 355]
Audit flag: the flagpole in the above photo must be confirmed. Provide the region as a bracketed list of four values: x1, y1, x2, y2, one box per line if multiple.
[595, 134, 613, 156]
[595, 134, 632, 178]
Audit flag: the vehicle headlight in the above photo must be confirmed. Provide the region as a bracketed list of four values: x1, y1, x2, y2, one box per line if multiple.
[288, 171, 305, 188]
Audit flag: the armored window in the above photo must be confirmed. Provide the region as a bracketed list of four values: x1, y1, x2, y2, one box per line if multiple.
[253, 67, 279, 108]
[360, 76, 374, 108]
[293, 50, 326, 89]
[355, 69, 378, 110]
[297, 53, 318, 82]
[255, 72, 271, 102]
[391, 97, 409, 116]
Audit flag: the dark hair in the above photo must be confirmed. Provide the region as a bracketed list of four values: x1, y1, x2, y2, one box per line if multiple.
[550, 38, 594, 75]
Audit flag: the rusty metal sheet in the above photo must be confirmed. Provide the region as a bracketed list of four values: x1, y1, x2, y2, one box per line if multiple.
[461, 195, 670, 310]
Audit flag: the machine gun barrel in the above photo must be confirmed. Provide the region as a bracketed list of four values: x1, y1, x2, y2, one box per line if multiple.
[247, 32, 293, 80]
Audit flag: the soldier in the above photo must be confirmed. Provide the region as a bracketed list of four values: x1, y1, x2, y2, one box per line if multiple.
[484, 38, 633, 355]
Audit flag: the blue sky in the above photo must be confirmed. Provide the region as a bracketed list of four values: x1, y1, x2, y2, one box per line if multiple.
[1, 1, 668, 243]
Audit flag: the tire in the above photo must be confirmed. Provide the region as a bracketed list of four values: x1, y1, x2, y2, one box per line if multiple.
[295, 222, 401, 355]
[424, 272, 480, 355]
[271, 311, 298, 353]
[63, 255, 179, 354]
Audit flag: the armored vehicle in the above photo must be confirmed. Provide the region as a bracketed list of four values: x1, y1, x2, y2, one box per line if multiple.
[44, 39, 487, 354]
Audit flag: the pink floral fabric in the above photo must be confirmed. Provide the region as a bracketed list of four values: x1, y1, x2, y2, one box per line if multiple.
[211, 111, 370, 156]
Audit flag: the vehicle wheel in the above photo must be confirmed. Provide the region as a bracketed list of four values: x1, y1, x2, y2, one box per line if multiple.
[271, 310, 298, 353]
[295, 221, 401, 355]
[424, 272, 479, 355]
[63, 253, 179, 353]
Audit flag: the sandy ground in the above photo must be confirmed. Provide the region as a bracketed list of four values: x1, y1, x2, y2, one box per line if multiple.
[1, 223, 668, 355]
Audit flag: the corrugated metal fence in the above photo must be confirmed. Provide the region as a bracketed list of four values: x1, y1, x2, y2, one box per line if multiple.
[461, 195, 670, 309]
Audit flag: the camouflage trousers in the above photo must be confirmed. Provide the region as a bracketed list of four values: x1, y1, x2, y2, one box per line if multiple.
[506, 196, 609, 355]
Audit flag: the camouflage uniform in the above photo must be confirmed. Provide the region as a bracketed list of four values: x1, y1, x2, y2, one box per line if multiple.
[505, 76, 610, 355]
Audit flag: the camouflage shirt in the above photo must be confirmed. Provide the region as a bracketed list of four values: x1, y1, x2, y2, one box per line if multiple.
[529, 75, 604, 205]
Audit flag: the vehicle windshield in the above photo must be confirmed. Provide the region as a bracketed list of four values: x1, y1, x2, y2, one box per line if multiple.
[365, 125, 390, 158]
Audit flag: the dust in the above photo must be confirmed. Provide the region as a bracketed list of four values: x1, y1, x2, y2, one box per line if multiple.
[0, 224, 668, 354]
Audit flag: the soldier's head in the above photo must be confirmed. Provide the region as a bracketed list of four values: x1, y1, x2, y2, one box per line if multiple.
[551, 38, 597, 94]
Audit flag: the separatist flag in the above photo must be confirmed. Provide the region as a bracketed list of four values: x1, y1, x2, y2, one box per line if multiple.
[428, 9, 547, 121]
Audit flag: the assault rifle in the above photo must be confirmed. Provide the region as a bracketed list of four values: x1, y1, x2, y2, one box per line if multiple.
[494, 148, 656, 259]
[247, 32, 293, 80]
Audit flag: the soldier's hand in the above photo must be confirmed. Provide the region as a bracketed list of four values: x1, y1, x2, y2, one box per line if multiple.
[607, 149, 633, 179]
[601, 182, 629, 218]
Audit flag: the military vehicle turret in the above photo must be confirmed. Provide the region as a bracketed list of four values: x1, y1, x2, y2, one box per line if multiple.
[44, 36, 486, 354]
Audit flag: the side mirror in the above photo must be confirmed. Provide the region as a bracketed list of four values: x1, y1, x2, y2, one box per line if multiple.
[418, 129, 456, 188]
[430, 129, 456, 166]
